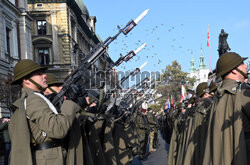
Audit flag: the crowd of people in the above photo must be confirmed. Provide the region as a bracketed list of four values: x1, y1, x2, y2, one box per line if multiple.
[160, 52, 250, 165]
[0, 51, 249, 165]
[0, 59, 161, 165]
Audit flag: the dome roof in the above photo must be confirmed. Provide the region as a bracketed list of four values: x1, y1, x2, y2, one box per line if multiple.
[75, 0, 89, 17]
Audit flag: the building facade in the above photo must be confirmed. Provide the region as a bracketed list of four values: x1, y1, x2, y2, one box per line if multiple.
[0, 0, 33, 117]
[27, 0, 109, 80]
[188, 48, 210, 89]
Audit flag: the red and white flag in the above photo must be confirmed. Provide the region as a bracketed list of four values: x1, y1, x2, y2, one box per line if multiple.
[170, 95, 174, 109]
[180, 85, 187, 102]
[207, 25, 210, 47]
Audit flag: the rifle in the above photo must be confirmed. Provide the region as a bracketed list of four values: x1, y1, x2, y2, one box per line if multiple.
[107, 43, 146, 72]
[104, 62, 148, 113]
[123, 80, 155, 111]
[131, 84, 156, 111]
[116, 61, 148, 89]
[123, 72, 156, 97]
[85, 44, 147, 106]
[52, 9, 149, 106]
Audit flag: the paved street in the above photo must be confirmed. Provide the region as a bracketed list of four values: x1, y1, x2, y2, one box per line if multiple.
[131, 132, 169, 165]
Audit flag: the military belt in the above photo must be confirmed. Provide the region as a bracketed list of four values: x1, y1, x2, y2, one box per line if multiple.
[31, 141, 63, 150]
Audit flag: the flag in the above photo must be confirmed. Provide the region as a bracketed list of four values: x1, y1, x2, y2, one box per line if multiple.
[207, 25, 210, 47]
[170, 95, 174, 109]
[164, 99, 171, 113]
[180, 85, 187, 102]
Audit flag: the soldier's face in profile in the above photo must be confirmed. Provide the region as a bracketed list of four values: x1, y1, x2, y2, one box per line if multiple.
[31, 70, 48, 89]
[237, 63, 247, 81]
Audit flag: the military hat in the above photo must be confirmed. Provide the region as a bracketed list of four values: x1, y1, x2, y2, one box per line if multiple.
[196, 82, 209, 98]
[208, 81, 217, 93]
[147, 107, 152, 111]
[216, 52, 248, 78]
[46, 73, 63, 86]
[12, 59, 47, 85]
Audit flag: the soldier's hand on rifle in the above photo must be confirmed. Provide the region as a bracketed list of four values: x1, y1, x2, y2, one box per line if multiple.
[65, 84, 88, 109]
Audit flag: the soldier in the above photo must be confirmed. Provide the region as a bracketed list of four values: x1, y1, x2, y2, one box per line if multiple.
[44, 72, 85, 165]
[147, 108, 157, 152]
[184, 82, 216, 164]
[152, 111, 160, 149]
[44, 73, 63, 96]
[208, 81, 217, 96]
[203, 52, 250, 164]
[168, 103, 183, 165]
[0, 117, 11, 165]
[43, 73, 64, 112]
[8, 59, 82, 165]
[135, 108, 150, 160]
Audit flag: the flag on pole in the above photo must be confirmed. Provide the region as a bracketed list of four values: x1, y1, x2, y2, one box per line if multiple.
[207, 25, 210, 47]
[170, 95, 174, 109]
[207, 24, 212, 71]
[165, 99, 170, 110]
[164, 99, 170, 113]
[180, 85, 187, 102]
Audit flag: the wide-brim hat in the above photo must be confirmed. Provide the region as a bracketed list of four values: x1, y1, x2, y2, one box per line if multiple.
[196, 82, 209, 98]
[46, 73, 63, 86]
[11, 59, 47, 85]
[209, 81, 217, 93]
[216, 52, 248, 78]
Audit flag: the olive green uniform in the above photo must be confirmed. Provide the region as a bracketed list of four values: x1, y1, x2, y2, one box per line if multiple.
[203, 79, 250, 165]
[168, 108, 181, 165]
[147, 112, 158, 151]
[9, 87, 80, 165]
[135, 112, 150, 157]
[183, 98, 212, 164]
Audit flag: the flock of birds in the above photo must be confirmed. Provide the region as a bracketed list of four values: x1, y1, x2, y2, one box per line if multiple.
[107, 22, 196, 73]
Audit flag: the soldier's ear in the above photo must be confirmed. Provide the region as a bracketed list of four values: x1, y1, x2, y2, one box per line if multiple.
[22, 78, 34, 88]
[231, 69, 237, 74]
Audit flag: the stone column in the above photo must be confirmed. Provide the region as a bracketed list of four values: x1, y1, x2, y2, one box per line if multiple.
[18, 12, 32, 60]
[51, 11, 59, 64]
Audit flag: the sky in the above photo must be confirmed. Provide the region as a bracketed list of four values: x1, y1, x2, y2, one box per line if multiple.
[84, 0, 250, 75]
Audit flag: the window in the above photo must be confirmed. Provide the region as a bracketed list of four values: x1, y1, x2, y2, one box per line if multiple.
[5, 27, 11, 55]
[9, 0, 15, 5]
[38, 48, 50, 65]
[71, 19, 76, 40]
[37, 20, 47, 35]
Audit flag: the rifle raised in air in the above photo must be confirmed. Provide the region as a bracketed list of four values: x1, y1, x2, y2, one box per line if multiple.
[52, 9, 149, 106]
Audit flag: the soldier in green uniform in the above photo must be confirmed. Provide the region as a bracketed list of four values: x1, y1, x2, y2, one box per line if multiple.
[44, 73, 85, 165]
[152, 111, 160, 149]
[8, 59, 82, 165]
[135, 108, 150, 160]
[203, 52, 250, 164]
[184, 82, 216, 164]
[147, 108, 158, 152]
[44, 73, 63, 96]
[168, 103, 183, 165]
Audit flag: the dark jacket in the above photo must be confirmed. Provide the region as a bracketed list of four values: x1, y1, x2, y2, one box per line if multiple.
[0, 121, 10, 143]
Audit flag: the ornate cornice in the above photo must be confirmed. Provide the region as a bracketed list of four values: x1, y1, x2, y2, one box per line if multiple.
[28, 0, 99, 44]
[28, 0, 67, 4]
